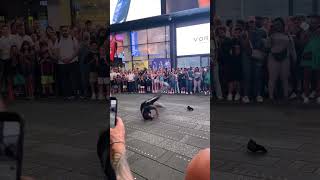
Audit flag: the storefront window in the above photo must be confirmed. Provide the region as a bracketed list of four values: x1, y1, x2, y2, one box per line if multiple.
[177, 56, 201, 68]
[73, 0, 108, 25]
[293, 0, 313, 15]
[112, 26, 170, 70]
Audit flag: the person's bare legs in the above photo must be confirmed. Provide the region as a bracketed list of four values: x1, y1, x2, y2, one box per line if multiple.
[268, 59, 280, 100]
[280, 59, 290, 99]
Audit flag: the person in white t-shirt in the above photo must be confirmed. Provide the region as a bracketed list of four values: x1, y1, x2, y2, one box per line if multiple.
[54, 26, 79, 99]
[15, 23, 33, 49]
[127, 71, 135, 93]
[0, 25, 17, 93]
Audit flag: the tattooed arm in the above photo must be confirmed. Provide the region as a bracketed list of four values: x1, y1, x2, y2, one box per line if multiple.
[110, 117, 134, 180]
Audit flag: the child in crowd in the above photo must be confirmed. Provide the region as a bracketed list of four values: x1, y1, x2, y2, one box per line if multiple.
[39, 41, 54, 97]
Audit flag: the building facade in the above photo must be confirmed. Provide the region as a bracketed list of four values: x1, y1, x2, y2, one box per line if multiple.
[214, 0, 318, 20]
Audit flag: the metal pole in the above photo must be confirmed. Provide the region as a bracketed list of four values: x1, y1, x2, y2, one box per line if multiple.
[313, 0, 318, 15]
[288, 0, 293, 16]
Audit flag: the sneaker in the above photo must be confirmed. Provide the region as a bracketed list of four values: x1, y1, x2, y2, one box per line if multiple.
[91, 94, 96, 100]
[98, 94, 104, 100]
[234, 93, 241, 101]
[227, 94, 233, 101]
[256, 96, 264, 103]
[309, 91, 316, 99]
[302, 94, 309, 104]
[242, 96, 250, 103]
[289, 92, 297, 99]
[217, 96, 223, 100]
[186, 92, 189, 95]
[67, 96, 75, 100]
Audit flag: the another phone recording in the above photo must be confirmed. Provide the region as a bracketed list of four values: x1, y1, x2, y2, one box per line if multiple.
[110, 97, 118, 128]
[0, 112, 24, 180]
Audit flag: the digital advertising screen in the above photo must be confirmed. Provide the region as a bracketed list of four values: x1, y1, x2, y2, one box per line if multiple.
[110, 0, 162, 24]
[166, 0, 210, 13]
[176, 23, 210, 56]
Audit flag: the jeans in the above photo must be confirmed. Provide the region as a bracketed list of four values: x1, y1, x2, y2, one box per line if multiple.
[80, 64, 90, 97]
[213, 61, 223, 98]
[187, 80, 193, 93]
[194, 79, 201, 93]
[268, 57, 290, 98]
[58, 62, 78, 97]
[242, 55, 263, 97]
[174, 81, 179, 93]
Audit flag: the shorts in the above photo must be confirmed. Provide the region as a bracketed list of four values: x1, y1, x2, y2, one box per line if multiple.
[41, 76, 54, 85]
[89, 72, 98, 83]
[98, 64, 108, 77]
[98, 77, 109, 85]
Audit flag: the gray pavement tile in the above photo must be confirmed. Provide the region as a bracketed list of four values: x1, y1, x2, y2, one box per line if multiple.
[158, 139, 200, 158]
[163, 153, 191, 172]
[298, 143, 320, 154]
[178, 127, 210, 140]
[213, 149, 280, 167]
[213, 171, 264, 180]
[157, 151, 177, 164]
[212, 139, 243, 151]
[126, 139, 167, 160]
[180, 135, 210, 149]
[127, 130, 166, 146]
[130, 156, 185, 180]
[132, 172, 147, 180]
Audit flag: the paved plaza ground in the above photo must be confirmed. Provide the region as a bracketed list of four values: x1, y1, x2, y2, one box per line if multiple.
[213, 102, 320, 180]
[6, 94, 320, 180]
[8, 94, 210, 180]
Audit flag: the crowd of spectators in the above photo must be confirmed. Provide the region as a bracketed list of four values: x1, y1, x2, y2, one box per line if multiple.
[110, 67, 211, 96]
[212, 15, 320, 104]
[0, 18, 109, 101]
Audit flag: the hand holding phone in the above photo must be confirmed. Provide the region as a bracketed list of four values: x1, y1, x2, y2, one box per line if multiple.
[0, 112, 24, 180]
[110, 97, 118, 128]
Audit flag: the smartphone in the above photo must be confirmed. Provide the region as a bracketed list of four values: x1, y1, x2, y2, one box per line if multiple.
[0, 112, 24, 180]
[110, 97, 118, 128]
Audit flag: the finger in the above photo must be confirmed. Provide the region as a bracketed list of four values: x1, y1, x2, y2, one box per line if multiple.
[116, 117, 124, 130]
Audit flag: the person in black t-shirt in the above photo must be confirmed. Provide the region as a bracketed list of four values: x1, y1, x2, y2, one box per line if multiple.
[85, 41, 99, 100]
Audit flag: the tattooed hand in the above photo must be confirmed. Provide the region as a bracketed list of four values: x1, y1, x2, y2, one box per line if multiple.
[110, 117, 134, 180]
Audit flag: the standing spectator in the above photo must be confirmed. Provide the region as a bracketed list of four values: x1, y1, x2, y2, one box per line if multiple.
[203, 67, 210, 95]
[266, 18, 297, 101]
[127, 70, 135, 93]
[0, 25, 17, 96]
[193, 67, 202, 93]
[216, 25, 232, 96]
[78, 32, 91, 98]
[20, 41, 35, 99]
[86, 41, 99, 100]
[227, 27, 242, 101]
[15, 23, 33, 49]
[241, 18, 266, 103]
[39, 41, 55, 97]
[97, 28, 108, 100]
[186, 68, 194, 94]
[54, 25, 79, 100]
[300, 16, 320, 104]
[178, 69, 186, 94]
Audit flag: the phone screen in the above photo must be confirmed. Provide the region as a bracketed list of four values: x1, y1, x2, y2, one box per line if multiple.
[110, 98, 117, 128]
[0, 121, 21, 180]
